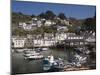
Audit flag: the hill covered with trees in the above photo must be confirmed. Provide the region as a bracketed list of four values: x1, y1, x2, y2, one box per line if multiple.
[12, 10, 96, 36]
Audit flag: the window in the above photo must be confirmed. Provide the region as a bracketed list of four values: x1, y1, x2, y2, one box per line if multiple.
[71, 37, 73, 39]
[75, 37, 77, 39]
[18, 42, 20, 45]
[80, 42, 83, 45]
[68, 37, 70, 39]
[70, 42, 74, 45]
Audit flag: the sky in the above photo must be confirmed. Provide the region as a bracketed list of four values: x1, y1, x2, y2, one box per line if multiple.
[12, 1, 96, 19]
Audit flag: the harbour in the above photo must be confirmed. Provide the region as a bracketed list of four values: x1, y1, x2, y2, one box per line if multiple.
[12, 48, 74, 74]
[11, 47, 95, 75]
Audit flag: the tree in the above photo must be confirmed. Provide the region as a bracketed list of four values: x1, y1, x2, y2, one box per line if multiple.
[12, 28, 28, 36]
[18, 12, 23, 15]
[38, 12, 45, 18]
[58, 13, 66, 20]
[45, 10, 56, 20]
[68, 26, 76, 33]
[12, 12, 32, 24]
[31, 14, 36, 18]
[81, 12, 96, 32]
[83, 17, 96, 31]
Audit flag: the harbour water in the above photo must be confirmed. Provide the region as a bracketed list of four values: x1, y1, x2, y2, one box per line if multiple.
[11, 48, 74, 74]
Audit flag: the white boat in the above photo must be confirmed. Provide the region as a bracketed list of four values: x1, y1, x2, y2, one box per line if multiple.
[43, 55, 54, 71]
[42, 48, 48, 51]
[23, 48, 34, 54]
[15, 49, 24, 53]
[43, 55, 64, 71]
[35, 48, 42, 52]
[25, 54, 43, 60]
[35, 47, 49, 52]
[72, 54, 87, 67]
[24, 51, 43, 60]
[24, 50, 38, 56]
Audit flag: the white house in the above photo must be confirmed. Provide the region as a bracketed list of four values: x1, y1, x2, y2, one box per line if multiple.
[61, 20, 70, 25]
[37, 20, 42, 27]
[64, 20, 70, 25]
[57, 25, 68, 32]
[85, 35, 96, 42]
[55, 33, 67, 41]
[24, 23, 33, 30]
[19, 22, 24, 28]
[44, 33, 54, 39]
[33, 39, 55, 47]
[12, 36, 26, 48]
[65, 35, 85, 46]
[44, 20, 56, 26]
[67, 35, 84, 40]
[19, 22, 26, 28]
[32, 17, 38, 21]
[19, 22, 37, 30]
[60, 19, 70, 25]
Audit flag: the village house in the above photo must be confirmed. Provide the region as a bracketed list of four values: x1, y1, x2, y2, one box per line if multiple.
[19, 22, 37, 30]
[55, 33, 67, 41]
[44, 20, 56, 26]
[24, 22, 33, 30]
[19, 22, 27, 28]
[60, 19, 70, 25]
[85, 35, 96, 43]
[32, 33, 55, 47]
[33, 39, 56, 47]
[12, 36, 27, 48]
[84, 31, 96, 47]
[12, 32, 92, 48]
[25, 33, 76, 47]
[24, 38, 34, 48]
[32, 18, 43, 27]
[57, 24, 68, 32]
[11, 33, 78, 48]
[85, 31, 96, 43]
[43, 33, 54, 39]
[65, 35, 86, 46]
[18, 17, 43, 30]
[32, 17, 38, 21]
[37, 20, 42, 27]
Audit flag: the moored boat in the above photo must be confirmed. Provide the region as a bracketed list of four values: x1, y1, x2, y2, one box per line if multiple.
[43, 55, 64, 71]
[25, 54, 43, 60]
[24, 50, 43, 60]
[42, 48, 49, 51]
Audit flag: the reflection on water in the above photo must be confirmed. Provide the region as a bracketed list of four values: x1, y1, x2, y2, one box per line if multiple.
[12, 48, 74, 74]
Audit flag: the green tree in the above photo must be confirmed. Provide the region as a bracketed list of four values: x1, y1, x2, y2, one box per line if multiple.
[68, 26, 76, 33]
[12, 12, 32, 24]
[45, 10, 56, 20]
[38, 12, 45, 18]
[83, 17, 96, 31]
[12, 28, 27, 36]
[58, 13, 66, 20]
[31, 14, 36, 18]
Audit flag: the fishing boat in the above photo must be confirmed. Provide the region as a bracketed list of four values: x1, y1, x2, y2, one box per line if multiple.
[43, 57, 51, 71]
[68, 53, 87, 67]
[24, 50, 43, 60]
[35, 48, 42, 52]
[25, 54, 43, 60]
[35, 47, 49, 52]
[43, 55, 64, 71]
[42, 48, 48, 51]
